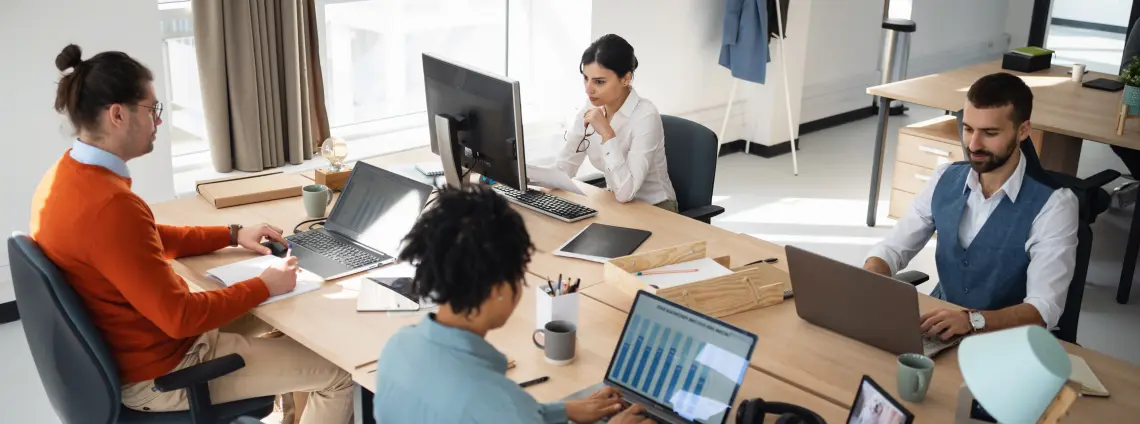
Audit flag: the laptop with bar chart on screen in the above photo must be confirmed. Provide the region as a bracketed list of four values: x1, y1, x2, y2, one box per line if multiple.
[599, 291, 758, 424]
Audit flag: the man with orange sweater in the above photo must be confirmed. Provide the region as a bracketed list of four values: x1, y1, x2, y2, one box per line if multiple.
[30, 45, 352, 423]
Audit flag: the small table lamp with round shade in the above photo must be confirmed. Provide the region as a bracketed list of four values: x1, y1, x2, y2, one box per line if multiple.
[958, 325, 1073, 424]
[321, 136, 349, 172]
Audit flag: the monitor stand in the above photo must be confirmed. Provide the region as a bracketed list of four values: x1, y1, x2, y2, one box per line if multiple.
[435, 114, 465, 189]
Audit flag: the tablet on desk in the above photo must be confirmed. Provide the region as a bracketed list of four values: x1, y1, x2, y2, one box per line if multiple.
[1083, 78, 1125, 92]
[553, 223, 652, 263]
[847, 376, 914, 424]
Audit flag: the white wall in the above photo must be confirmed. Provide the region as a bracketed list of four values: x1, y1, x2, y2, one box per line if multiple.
[0, 0, 175, 303]
[589, 0, 751, 144]
[801, 0, 1011, 123]
[1052, 0, 1131, 28]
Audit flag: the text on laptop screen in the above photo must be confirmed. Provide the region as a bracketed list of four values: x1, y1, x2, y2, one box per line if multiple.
[606, 294, 755, 424]
[328, 167, 430, 255]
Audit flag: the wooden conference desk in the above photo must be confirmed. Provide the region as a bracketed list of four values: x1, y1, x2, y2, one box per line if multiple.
[863, 60, 1140, 227]
[581, 284, 1140, 423]
[151, 156, 815, 419]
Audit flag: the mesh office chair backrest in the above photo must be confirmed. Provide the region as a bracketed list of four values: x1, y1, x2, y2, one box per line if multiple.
[661, 115, 719, 212]
[8, 233, 121, 424]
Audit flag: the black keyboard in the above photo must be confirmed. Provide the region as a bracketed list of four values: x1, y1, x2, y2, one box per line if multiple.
[286, 230, 389, 269]
[493, 185, 597, 222]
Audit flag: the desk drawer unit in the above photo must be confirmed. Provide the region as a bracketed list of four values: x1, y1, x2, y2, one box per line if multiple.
[896, 133, 963, 169]
[889, 189, 917, 220]
[892, 162, 936, 194]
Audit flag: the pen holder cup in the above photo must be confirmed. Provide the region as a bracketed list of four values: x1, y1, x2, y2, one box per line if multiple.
[535, 288, 580, 330]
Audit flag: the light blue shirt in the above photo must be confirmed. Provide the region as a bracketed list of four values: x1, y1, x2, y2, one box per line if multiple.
[69, 139, 130, 178]
[373, 314, 569, 424]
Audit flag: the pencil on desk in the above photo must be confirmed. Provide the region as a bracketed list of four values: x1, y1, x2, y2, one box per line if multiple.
[637, 268, 698, 276]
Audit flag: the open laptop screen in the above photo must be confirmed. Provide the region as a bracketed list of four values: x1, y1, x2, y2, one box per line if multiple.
[325, 163, 433, 255]
[605, 291, 757, 424]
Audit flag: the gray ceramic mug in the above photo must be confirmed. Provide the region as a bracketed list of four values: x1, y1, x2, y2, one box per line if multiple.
[533, 320, 576, 366]
[302, 184, 332, 218]
[897, 353, 935, 402]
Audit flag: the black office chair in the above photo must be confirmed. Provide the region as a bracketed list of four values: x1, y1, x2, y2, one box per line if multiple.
[581, 115, 726, 223]
[7, 233, 274, 424]
[893, 140, 1118, 344]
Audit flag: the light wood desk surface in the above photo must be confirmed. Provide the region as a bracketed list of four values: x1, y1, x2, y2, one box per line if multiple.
[866, 60, 1140, 149]
[351, 275, 847, 423]
[582, 284, 1140, 423]
[151, 179, 838, 421]
[149, 157, 786, 376]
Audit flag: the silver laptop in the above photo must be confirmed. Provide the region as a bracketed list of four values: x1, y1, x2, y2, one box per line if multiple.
[786, 245, 960, 357]
[569, 291, 757, 424]
[285, 162, 433, 280]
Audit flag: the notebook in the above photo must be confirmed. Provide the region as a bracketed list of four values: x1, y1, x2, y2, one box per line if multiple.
[1069, 354, 1110, 397]
[553, 223, 652, 263]
[635, 258, 733, 290]
[206, 255, 322, 305]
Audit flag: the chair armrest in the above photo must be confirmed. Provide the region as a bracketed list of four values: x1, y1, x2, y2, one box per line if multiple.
[681, 205, 726, 223]
[894, 270, 930, 286]
[153, 353, 246, 393]
[1078, 169, 1121, 190]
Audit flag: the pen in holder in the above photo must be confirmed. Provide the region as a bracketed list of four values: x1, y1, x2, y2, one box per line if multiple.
[535, 284, 580, 330]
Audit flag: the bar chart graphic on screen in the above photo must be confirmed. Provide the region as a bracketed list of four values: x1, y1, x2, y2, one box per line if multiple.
[605, 294, 756, 424]
[610, 316, 712, 406]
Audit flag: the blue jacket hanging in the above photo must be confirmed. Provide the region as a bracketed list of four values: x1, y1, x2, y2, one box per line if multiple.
[719, 0, 768, 84]
[719, 0, 788, 85]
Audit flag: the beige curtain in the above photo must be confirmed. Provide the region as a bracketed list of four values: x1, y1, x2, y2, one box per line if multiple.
[193, 0, 331, 173]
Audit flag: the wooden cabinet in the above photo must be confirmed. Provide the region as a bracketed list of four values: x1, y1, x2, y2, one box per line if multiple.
[887, 116, 961, 220]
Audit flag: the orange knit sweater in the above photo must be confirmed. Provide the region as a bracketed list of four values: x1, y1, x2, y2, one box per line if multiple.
[30, 153, 269, 383]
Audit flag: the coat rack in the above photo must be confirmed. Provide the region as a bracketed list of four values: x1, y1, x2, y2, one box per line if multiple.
[717, 0, 799, 175]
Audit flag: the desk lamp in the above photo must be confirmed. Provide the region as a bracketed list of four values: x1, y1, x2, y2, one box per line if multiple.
[957, 325, 1072, 424]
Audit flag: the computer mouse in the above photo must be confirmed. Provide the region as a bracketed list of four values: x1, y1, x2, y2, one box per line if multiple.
[261, 241, 288, 258]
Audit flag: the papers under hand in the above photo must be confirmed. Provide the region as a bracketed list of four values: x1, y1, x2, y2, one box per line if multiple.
[525, 164, 585, 196]
[206, 255, 322, 305]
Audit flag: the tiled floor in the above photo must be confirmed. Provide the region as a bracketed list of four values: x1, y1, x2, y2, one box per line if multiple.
[5, 105, 1140, 422]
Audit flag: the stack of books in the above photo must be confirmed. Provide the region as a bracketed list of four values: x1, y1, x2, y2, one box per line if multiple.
[1009, 46, 1055, 58]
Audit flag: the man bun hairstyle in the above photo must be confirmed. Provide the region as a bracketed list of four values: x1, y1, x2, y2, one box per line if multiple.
[53, 44, 155, 134]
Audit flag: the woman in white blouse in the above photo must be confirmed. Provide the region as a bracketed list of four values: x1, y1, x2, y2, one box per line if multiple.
[555, 34, 678, 212]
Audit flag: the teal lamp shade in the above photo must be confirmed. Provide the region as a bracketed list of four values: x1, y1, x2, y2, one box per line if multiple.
[959, 326, 1072, 424]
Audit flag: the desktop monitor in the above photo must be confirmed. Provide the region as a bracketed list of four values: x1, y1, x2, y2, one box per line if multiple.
[422, 53, 528, 190]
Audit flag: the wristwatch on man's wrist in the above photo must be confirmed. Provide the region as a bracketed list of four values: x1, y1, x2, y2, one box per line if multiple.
[968, 310, 986, 332]
[229, 224, 243, 247]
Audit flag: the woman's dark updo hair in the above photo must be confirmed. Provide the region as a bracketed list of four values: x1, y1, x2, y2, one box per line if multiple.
[53, 44, 154, 134]
[580, 34, 639, 79]
[398, 185, 534, 316]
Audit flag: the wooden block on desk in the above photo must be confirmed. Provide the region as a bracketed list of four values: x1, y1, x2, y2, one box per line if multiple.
[314, 167, 352, 191]
[602, 241, 785, 318]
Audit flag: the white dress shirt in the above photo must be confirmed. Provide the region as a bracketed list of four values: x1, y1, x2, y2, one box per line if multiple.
[866, 154, 1079, 329]
[555, 88, 677, 205]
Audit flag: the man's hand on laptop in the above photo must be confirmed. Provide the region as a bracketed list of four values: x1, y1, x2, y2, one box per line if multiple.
[610, 404, 655, 424]
[565, 386, 625, 423]
[920, 308, 971, 340]
[260, 256, 299, 296]
[238, 223, 287, 255]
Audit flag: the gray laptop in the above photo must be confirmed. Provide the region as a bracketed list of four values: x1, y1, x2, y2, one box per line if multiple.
[786, 245, 960, 357]
[285, 162, 433, 280]
[565, 291, 757, 424]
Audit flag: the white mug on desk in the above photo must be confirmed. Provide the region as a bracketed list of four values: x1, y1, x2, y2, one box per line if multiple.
[1072, 63, 1086, 82]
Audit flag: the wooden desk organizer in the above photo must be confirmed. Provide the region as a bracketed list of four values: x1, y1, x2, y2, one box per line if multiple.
[602, 241, 786, 318]
[314, 167, 352, 191]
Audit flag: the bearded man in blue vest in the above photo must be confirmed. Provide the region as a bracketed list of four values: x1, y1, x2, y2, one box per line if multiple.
[864, 72, 1079, 341]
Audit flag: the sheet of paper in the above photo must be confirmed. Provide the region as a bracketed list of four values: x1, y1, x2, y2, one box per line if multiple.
[525, 164, 586, 196]
[1069, 354, 1110, 396]
[634, 258, 732, 290]
[206, 255, 322, 305]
